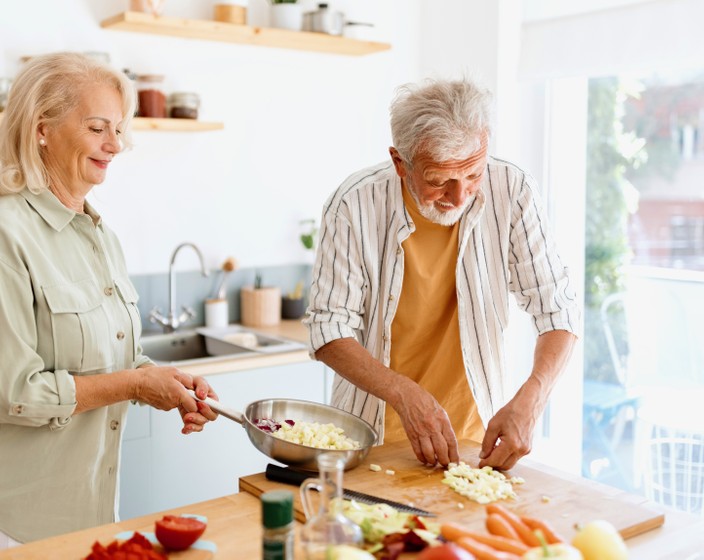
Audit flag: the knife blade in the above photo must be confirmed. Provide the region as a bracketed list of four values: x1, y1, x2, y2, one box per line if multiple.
[265, 463, 437, 517]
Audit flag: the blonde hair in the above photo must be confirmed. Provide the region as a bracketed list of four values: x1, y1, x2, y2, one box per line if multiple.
[389, 77, 493, 165]
[0, 52, 136, 195]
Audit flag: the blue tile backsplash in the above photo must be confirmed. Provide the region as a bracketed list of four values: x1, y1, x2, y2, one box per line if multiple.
[131, 263, 312, 334]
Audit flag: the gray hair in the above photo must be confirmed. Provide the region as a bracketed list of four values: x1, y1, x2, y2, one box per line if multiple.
[0, 52, 137, 196]
[389, 78, 493, 165]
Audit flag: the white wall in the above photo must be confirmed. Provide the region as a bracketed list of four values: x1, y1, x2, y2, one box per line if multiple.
[418, 0, 523, 161]
[522, 0, 662, 22]
[521, 0, 704, 80]
[0, 0, 422, 274]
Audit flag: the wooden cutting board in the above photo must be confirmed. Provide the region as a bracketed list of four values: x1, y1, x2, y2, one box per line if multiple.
[240, 439, 665, 541]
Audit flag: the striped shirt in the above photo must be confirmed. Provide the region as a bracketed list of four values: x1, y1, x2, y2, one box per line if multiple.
[305, 158, 580, 441]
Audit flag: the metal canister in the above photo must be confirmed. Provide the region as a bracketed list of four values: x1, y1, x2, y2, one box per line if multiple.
[168, 92, 200, 119]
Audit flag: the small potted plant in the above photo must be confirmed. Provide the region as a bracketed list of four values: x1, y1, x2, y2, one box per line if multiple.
[268, 0, 302, 31]
[300, 218, 318, 251]
[280, 219, 317, 320]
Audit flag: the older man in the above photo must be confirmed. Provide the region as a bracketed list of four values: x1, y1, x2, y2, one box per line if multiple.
[305, 78, 579, 470]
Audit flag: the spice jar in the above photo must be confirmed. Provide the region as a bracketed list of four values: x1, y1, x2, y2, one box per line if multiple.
[168, 92, 200, 119]
[136, 74, 167, 118]
[261, 490, 294, 560]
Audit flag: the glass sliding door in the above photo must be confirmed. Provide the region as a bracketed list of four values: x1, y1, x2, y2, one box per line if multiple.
[580, 70, 704, 516]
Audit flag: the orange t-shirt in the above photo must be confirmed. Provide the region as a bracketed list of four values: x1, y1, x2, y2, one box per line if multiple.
[385, 185, 484, 444]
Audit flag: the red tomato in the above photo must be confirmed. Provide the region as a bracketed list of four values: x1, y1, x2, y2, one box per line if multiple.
[154, 515, 207, 551]
[417, 543, 476, 560]
[84, 532, 166, 560]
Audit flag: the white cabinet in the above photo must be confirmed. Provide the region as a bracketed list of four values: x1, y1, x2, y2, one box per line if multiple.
[119, 360, 329, 520]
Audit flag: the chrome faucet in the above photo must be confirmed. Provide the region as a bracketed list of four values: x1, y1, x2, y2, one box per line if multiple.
[149, 242, 209, 333]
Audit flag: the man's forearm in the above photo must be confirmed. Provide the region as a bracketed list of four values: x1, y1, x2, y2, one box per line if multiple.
[315, 337, 410, 409]
[520, 329, 577, 410]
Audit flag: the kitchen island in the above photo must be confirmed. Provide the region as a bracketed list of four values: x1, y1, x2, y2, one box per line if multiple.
[2, 440, 703, 559]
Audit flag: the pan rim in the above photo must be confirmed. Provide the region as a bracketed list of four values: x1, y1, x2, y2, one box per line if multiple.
[244, 397, 379, 451]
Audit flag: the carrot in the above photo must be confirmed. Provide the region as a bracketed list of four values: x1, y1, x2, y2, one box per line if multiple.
[485, 513, 521, 541]
[441, 523, 529, 555]
[520, 516, 565, 544]
[455, 536, 522, 560]
[485, 503, 541, 547]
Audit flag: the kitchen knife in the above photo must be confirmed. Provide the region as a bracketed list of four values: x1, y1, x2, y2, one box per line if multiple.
[265, 463, 437, 517]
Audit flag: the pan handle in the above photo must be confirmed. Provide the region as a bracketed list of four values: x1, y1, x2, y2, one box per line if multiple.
[186, 389, 245, 424]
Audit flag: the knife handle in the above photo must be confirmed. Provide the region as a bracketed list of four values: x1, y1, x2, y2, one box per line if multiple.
[266, 464, 311, 486]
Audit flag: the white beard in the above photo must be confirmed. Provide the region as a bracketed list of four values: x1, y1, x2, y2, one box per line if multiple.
[406, 178, 469, 226]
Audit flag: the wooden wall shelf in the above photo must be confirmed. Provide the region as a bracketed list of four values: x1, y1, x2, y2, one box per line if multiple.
[132, 117, 224, 131]
[0, 113, 223, 132]
[100, 11, 391, 56]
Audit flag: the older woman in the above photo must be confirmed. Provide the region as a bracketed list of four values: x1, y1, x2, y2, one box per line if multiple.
[0, 52, 217, 547]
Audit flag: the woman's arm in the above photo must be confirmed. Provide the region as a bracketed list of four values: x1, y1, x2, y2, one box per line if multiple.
[73, 367, 217, 433]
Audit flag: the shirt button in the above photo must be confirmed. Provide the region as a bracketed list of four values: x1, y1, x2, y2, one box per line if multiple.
[116, 331, 125, 340]
[389, 294, 395, 301]
[12, 404, 24, 415]
[396, 248, 402, 255]
[382, 334, 388, 341]
[110, 420, 120, 430]
[104, 287, 114, 296]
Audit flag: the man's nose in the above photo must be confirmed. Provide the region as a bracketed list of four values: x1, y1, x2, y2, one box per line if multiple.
[445, 180, 472, 206]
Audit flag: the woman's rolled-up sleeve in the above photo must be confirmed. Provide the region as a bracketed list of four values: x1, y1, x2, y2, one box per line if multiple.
[0, 258, 77, 428]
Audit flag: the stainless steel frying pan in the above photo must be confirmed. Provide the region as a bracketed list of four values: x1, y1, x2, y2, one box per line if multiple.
[188, 390, 378, 471]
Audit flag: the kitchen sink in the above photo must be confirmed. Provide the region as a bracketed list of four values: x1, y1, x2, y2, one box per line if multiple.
[140, 325, 306, 366]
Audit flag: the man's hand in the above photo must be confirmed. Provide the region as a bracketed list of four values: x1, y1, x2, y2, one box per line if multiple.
[392, 378, 460, 467]
[315, 338, 459, 466]
[477, 389, 538, 470]
[480, 330, 577, 470]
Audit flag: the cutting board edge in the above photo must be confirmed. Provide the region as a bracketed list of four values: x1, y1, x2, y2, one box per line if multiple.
[621, 511, 666, 539]
[239, 476, 307, 523]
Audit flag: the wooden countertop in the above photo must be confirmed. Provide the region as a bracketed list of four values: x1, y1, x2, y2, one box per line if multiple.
[3, 442, 703, 559]
[0, 493, 263, 559]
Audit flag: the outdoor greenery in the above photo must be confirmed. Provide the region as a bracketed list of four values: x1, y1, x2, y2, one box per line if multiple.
[584, 76, 689, 383]
[584, 78, 643, 382]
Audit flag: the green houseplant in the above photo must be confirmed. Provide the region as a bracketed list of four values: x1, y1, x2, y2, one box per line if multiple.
[300, 218, 318, 251]
[280, 219, 318, 320]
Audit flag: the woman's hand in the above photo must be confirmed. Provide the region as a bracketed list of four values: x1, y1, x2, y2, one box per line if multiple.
[135, 367, 219, 434]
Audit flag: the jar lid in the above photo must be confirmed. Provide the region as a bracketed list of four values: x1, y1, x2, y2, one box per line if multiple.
[168, 92, 200, 100]
[136, 74, 164, 81]
[261, 490, 293, 529]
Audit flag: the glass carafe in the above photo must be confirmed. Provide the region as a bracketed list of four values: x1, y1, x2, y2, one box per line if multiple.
[300, 453, 364, 559]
